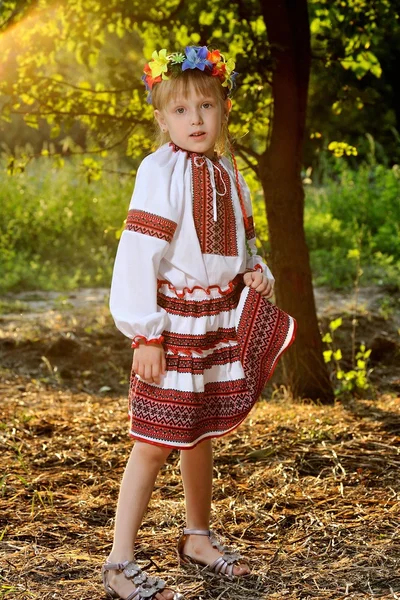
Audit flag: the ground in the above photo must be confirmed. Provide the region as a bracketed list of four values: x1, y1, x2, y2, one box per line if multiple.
[0, 286, 399, 599]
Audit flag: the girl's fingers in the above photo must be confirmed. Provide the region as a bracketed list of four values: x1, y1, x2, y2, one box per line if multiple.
[161, 353, 167, 374]
[152, 364, 160, 384]
[144, 364, 153, 382]
[251, 275, 263, 288]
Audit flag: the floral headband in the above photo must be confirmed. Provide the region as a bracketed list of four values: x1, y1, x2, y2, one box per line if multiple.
[142, 45, 238, 104]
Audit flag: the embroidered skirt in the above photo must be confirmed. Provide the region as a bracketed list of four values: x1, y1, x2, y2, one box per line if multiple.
[128, 278, 297, 448]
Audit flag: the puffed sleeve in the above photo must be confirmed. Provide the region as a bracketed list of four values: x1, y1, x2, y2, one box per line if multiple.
[109, 154, 181, 346]
[238, 172, 274, 281]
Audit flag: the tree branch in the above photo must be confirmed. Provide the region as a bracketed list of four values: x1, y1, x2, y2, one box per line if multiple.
[11, 109, 141, 124]
[234, 142, 260, 161]
[34, 76, 138, 95]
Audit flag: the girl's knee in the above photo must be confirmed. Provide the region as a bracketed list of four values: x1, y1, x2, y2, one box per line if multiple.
[133, 440, 172, 465]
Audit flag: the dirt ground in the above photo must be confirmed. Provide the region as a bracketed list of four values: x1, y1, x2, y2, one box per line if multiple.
[0, 286, 399, 599]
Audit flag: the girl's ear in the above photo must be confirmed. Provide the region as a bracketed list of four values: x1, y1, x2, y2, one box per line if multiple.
[154, 109, 168, 132]
[224, 98, 232, 118]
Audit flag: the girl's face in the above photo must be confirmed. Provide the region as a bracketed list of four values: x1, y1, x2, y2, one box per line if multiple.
[154, 82, 230, 158]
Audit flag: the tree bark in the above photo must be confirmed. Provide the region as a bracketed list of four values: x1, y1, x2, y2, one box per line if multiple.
[259, 0, 334, 402]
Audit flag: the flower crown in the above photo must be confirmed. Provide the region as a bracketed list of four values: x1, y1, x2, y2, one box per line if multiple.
[142, 45, 238, 104]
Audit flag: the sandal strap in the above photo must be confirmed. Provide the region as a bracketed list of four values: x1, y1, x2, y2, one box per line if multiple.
[183, 528, 211, 536]
[102, 559, 132, 572]
[102, 561, 168, 599]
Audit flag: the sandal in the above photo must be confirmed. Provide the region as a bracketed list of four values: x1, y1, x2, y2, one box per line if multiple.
[177, 528, 250, 578]
[102, 560, 184, 600]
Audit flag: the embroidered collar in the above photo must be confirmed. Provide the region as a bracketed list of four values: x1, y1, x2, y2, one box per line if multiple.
[169, 141, 220, 162]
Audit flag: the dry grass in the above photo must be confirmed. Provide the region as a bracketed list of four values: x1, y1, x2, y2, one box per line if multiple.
[0, 293, 399, 599]
[1, 378, 399, 599]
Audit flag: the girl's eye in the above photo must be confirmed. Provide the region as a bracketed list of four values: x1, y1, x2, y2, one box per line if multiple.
[202, 102, 212, 109]
[176, 107, 185, 114]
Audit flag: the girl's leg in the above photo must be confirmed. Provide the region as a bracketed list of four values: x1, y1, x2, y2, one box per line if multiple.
[106, 440, 174, 600]
[179, 439, 250, 576]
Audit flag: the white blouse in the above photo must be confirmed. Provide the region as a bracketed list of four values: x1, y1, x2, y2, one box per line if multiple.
[109, 143, 273, 344]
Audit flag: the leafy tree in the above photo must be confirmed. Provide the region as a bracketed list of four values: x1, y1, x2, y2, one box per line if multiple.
[1, 0, 395, 400]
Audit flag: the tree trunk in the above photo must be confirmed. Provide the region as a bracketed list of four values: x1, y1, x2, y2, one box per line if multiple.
[259, 0, 334, 402]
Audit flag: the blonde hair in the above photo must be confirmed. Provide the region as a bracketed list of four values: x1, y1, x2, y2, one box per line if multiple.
[151, 69, 230, 156]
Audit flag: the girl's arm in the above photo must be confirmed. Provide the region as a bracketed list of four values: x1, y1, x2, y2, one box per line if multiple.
[109, 155, 180, 355]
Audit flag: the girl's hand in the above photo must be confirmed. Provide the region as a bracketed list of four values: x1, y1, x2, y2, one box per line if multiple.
[133, 342, 166, 385]
[243, 271, 275, 299]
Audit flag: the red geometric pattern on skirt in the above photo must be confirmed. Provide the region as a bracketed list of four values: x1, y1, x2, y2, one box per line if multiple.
[191, 156, 238, 256]
[125, 209, 177, 243]
[128, 287, 296, 448]
[165, 345, 241, 374]
[245, 216, 256, 241]
[129, 377, 249, 446]
[162, 327, 237, 355]
[236, 288, 296, 401]
[157, 281, 244, 318]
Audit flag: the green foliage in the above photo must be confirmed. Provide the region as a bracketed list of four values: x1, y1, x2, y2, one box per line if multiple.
[0, 157, 132, 293]
[0, 0, 392, 166]
[322, 318, 372, 396]
[1, 157, 399, 294]
[305, 161, 400, 288]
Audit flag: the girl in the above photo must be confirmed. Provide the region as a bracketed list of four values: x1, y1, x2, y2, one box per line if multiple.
[103, 45, 296, 600]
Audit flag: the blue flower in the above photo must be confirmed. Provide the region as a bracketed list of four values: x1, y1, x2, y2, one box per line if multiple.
[230, 71, 239, 89]
[182, 46, 213, 72]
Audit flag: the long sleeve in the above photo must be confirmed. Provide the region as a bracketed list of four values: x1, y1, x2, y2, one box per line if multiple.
[109, 154, 181, 345]
[238, 172, 274, 281]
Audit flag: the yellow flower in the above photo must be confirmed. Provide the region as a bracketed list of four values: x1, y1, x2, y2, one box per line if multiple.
[149, 49, 170, 79]
[225, 57, 236, 75]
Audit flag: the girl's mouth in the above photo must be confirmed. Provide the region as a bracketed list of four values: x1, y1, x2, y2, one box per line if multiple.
[190, 132, 206, 138]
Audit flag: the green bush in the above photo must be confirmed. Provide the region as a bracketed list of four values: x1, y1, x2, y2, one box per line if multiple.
[304, 162, 400, 288]
[0, 157, 399, 293]
[0, 158, 132, 293]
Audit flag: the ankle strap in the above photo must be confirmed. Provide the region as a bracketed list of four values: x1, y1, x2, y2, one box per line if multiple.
[103, 560, 130, 571]
[183, 528, 211, 536]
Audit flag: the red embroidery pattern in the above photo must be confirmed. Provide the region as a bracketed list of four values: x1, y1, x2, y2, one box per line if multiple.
[129, 378, 249, 446]
[162, 328, 237, 355]
[165, 346, 241, 374]
[245, 216, 256, 240]
[125, 209, 177, 243]
[191, 156, 238, 256]
[157, 281, 244, 318]
[236, 288, 297, 402]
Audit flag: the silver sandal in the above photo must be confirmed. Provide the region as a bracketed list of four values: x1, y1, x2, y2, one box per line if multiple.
[177, 528, 250, 578]
[102, 560, 184, 599]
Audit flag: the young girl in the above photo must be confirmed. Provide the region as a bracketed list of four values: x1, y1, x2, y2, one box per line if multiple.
[103, 45, 296, 600]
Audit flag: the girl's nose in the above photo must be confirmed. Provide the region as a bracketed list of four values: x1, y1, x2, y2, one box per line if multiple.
[191, 111, 203, 125]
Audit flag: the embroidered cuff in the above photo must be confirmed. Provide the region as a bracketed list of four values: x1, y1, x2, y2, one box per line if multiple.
[245, 263, 264, 273]
[131, 335, 165, 349]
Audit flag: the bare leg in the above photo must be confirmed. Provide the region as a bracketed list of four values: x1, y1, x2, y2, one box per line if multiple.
[106, 441, 174, 600]
[180, 439, 250, 576]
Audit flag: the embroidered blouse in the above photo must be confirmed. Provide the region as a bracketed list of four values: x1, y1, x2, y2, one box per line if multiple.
[109, 143, 274, 344]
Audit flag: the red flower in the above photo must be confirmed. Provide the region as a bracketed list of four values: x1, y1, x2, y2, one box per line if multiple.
[207, 50, 221, 65]
[211, 61, 226, 79]
[143, 63, 162, 90]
